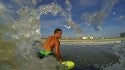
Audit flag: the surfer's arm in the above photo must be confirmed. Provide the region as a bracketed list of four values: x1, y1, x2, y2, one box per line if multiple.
[55, 41, 63, 62]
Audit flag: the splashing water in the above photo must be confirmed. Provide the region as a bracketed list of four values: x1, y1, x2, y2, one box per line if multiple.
[80, 0, 117, 31]
[102, 41, 125, 70]
[36, 1, 82, 35]
[0, 0, 81, 70]
[0, 0, 125, 70]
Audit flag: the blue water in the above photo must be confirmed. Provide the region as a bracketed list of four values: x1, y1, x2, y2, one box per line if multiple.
[0, 40, 124, 70]
[61, 44, 119, 70]
[31, 41, 120, 70]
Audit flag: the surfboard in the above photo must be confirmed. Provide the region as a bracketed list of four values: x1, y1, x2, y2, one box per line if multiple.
[62, 60, 75, 69]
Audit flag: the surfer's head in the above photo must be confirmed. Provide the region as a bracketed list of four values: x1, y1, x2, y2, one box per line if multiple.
[54, 28, 62, 38]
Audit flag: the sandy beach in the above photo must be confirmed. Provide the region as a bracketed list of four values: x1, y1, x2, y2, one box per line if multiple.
[40, 37, 125, 45]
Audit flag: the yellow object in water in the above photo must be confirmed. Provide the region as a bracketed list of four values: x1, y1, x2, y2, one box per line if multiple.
[62, 61, 75, 69]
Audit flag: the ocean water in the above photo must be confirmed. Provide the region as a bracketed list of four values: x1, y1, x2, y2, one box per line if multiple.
[21, 41, 124, 70]
[0, 0, 125, 70]
[0, 39, 125, 70]
[61, 44, 120, 70]
[62, 41, 125, 70]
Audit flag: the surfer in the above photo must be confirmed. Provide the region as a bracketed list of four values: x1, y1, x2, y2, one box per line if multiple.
[37, 28, 63, 62]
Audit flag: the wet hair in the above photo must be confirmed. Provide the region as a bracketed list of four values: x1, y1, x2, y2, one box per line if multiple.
[54, 28, 62, 35]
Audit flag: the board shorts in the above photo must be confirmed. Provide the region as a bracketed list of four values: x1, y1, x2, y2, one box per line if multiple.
[37, 50, 55, 59]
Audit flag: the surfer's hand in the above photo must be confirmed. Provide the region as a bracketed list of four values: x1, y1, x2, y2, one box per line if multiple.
[59, 59, 63, 62]
[59, 57, 64, 62]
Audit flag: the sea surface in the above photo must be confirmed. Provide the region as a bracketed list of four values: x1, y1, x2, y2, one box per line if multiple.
[61, 44, 120, 70]
[1, 40, 125, 70]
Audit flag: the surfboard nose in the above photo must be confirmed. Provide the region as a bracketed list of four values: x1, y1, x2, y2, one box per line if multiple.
[62, 61, 75, 69]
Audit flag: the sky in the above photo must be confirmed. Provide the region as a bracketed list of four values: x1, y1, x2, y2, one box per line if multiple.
[0, 0, 125, 38]
[40, 0, 125, 38]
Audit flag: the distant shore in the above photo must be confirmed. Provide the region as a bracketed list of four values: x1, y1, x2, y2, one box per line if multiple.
[39, 37, 125, 45]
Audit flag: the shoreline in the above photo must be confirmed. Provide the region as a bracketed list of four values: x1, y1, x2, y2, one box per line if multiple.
[39, 37, 125, 45]
[60, 40, 121, 45]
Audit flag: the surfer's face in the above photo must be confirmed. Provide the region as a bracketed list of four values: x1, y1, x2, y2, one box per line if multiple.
[56, 31, 62, 38]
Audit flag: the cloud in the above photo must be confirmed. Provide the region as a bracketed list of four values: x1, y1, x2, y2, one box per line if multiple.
[111, 15, 125, 22]
[78, 0, 99, 7]
[116, 15, 125, 21]
[0, 2, 13, 24]
[0, 2, 7, 14]
[31, 0, 38, 5]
